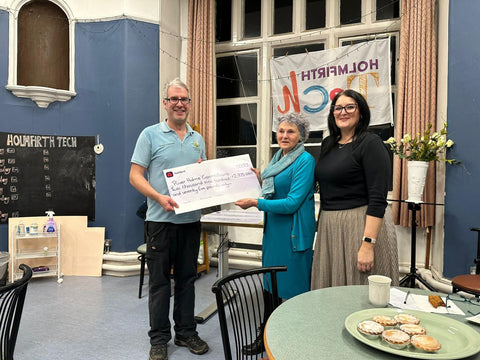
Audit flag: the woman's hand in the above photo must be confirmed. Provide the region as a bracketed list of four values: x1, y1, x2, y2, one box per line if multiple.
[251, 167, 261, 184]
[234, 198, 258, 209]
[358, 215, 381, 272]
[357, 241, 374, 272]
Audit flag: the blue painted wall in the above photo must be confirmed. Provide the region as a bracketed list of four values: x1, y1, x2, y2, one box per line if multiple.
[444, 1, 480, 277]
[0, 13, 158, 251]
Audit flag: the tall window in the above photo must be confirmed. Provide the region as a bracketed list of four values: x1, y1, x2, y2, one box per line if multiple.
[215, 0, 400, 169]
[216, 51, 259, 166]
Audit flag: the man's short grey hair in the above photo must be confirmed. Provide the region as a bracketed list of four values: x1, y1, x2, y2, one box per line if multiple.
[164, 78, 190, 98]
[274, 113, 310, 142]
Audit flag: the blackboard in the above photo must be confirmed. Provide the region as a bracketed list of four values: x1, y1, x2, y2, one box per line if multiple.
[0, 132, 96, 222]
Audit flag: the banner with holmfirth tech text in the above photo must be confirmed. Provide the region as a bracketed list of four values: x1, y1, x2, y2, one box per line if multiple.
[270, 38, 393, 132]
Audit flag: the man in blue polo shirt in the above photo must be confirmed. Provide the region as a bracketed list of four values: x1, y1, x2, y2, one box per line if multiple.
[129, 78, 208, 360]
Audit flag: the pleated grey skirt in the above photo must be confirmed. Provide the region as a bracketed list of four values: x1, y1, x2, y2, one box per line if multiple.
[311, 205, 399, 289]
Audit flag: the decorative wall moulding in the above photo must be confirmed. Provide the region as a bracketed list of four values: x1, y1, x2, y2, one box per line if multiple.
[5, 85, 76, 108]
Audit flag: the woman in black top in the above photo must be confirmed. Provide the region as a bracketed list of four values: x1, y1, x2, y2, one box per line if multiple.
[311, 89, 399, 289]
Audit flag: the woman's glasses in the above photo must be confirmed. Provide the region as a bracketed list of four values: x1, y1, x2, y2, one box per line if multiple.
[332, 103, 358, 114]
[446, 293, 480, 316]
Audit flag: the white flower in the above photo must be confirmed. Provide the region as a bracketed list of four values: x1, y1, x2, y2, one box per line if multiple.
[402, 134, 411, 143]
[437, 136, 446, 147]
[386, 122, 458, 164]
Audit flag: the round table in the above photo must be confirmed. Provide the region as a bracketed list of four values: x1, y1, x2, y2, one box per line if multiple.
[264, 285, 480, 359]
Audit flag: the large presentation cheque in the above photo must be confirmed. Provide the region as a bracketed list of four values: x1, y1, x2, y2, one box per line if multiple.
[163, 154, 261, 214]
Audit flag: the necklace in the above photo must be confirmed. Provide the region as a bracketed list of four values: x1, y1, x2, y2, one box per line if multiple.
[338, 136, 354, 149]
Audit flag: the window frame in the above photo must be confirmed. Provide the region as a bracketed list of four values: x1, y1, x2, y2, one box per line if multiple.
[6, 0, 76, 108]
[215, 49, 261, 162]
[215, 0, 401, 169]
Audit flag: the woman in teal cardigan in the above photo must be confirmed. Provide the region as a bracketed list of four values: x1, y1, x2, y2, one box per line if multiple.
[235, 113, 316, 354]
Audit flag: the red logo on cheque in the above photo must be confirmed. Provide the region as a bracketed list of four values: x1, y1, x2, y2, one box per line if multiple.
[166, 171, 173, 178]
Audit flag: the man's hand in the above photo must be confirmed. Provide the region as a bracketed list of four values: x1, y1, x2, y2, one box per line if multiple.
[157, 194, 178, 212]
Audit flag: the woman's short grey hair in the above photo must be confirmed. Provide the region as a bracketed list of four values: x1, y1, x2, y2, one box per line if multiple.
[164, 78, 190, 98]
[274, 113, 310, 142]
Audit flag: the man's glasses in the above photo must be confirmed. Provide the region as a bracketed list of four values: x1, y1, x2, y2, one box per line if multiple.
[333, 103, 358, 114]
[446, 293, 480, 316]
[165, 97, 191, 105]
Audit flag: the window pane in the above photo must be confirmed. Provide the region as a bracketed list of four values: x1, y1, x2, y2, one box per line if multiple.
[369, 124, 393, 141]
[244, 0, 261, 38]
[216, 0, 232, 42]
[217, 147, 257, 168]
[340, 0, 362, 25]
[274, 0, 293, 34]
[376, 0, 399, 20]
[217, 104, 257, 146]
[306, 0, 326, 30]
[273, 43, 325, 58]
[341, 35, 397, 85]
[216, 54, 258, 99]
[305, 146, 321, 162]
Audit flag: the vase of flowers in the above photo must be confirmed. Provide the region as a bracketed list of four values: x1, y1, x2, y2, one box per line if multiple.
[386, 122, 458, 203]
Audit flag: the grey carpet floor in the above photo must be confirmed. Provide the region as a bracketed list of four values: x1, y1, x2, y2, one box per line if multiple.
[15, 269, 228, 360]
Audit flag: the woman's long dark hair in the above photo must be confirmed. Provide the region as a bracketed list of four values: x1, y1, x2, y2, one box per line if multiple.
[320, 89, 371, 158]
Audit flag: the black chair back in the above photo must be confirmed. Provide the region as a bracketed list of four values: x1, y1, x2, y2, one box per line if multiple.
[0, 264, 32, 360]
[211, 266, 287, 360]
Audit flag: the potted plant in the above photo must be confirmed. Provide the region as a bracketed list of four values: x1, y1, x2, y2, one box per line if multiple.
[386, 122, 458, 202]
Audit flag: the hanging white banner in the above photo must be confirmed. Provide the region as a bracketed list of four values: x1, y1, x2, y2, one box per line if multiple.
[270, 38, 393, 131]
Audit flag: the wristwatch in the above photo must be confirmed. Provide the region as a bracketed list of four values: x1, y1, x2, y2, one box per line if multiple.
[363, 236, 376, 244]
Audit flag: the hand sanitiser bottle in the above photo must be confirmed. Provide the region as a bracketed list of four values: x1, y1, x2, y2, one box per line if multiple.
[45, 211, 57, 233]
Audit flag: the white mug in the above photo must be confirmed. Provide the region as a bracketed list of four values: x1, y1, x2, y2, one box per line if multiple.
[368, 275, 392, 307]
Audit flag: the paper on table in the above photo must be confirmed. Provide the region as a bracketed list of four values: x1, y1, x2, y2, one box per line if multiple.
[466, 313, 480, 325]
[201, 209, 264, 225]
[411, 294, 465, 315]
[389, 288, 465, 315]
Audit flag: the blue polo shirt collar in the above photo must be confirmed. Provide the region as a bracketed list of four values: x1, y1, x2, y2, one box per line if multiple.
[160, 119, 194, 134]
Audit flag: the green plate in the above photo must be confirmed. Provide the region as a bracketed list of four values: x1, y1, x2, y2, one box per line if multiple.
[345, 308, 480, 359]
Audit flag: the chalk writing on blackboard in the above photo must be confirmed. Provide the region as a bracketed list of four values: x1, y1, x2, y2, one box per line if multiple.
[0, 132, 96, 222]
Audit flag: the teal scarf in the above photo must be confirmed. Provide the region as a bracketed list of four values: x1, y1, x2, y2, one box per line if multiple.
[261, 143, 305, 199]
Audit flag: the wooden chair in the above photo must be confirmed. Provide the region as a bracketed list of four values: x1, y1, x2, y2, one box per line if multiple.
[211, 266, 287, 360]
[451, 227, 480, 297]
[0, 264, 32, 360]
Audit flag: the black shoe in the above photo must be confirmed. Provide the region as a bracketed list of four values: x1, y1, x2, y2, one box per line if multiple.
[149, 344, 168, 360]
[174, 334, 209, 355]
[242, 334, 264, 355]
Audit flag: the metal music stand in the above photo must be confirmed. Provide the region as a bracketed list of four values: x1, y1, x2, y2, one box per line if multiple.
[398, 201, 436, 290]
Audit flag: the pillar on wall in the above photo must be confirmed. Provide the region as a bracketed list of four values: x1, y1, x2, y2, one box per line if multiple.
[158, 0, 183, 121]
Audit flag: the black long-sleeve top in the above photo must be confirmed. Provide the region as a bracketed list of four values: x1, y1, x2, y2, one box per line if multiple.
[315, 133, 391, 218]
